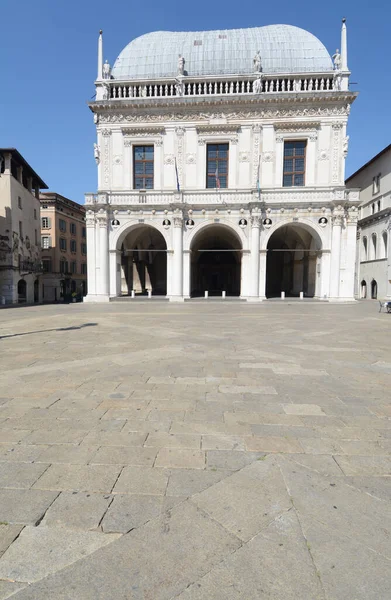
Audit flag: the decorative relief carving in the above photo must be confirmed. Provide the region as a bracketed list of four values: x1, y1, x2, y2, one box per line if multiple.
[164, 154, 175, 165]
[239, 152, 250, 163]
[347, 206, 359, 224]
[309, 132, 318, 141]
[252, 124, 261, 187]
[113, 155, 122, 165]
[261, 152, 274, 163]
[123, 138, 132, 147]
[196, 124, 240, 134]
[121, 126, 165, 136]
[98, 105, 351, 124]
[85, 211, 96, 226]
[175, 128, 185, 190]
[186, 153, 196, 164]
[274, 122, 321, 131]
[275, 135, 284, 143]
[332, 205, 345, 226]
[318, 149, 329, 161]
[251, 215, 262, 227]
[103, 134, 110, 186]
[101, 129, 112, 136]
[332, 125, 341, 184]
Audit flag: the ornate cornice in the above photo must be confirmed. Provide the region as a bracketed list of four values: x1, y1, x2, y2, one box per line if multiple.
[196, 124, 240, 134]
[121, 126, 165, 136]
[274, 121, 321, 131]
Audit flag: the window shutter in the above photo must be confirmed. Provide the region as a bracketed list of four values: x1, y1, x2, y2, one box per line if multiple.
[48, 217, 51, 228]
[48, 236, 52, 248]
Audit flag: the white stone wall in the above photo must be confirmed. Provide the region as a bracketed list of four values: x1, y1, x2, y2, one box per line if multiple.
[85, 95, 358, 303]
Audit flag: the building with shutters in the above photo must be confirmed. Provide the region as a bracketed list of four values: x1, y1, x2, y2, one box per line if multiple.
[84, 21, 360, 302]
[40, 193, 87, 302]
[0, 148, 47, 305]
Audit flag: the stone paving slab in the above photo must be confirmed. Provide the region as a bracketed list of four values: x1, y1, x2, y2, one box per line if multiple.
[0, 524, 24, 558]
[0, 302, 390, 599]
[0, 526, 120, 583]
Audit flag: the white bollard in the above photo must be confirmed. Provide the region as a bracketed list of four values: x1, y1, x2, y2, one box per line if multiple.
[148, 290, 152, 298]
[300, 291, 304, 300]
[204, 290, 208, 299]
[222, 291, 226, 299]
[131, 290, 135, 298]
[281, 291, 285, 299]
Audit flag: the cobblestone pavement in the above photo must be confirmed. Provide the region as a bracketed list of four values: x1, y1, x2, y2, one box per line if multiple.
[0, 300, 390, 599]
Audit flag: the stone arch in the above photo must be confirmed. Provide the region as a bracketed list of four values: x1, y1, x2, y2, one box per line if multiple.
[261, 218, 324, 251]
[362, 236, 368, 261]
[265, 220, 323, 298]
[189, 221, 244, 297]
[360, 279, 367, 299]
[184, 218, 247, 252]
[111, 219, 170, 252]
[17, 279, 27, 303]
[115, 222, 168, 296]
[382, 231, 388, 259]
[370, 233, 377, 260]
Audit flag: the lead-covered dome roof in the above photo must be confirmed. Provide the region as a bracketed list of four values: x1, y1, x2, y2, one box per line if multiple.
[111, 24, 333, 80]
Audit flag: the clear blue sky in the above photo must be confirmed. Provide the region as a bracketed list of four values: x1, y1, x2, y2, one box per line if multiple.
[0, 0, 389, 201]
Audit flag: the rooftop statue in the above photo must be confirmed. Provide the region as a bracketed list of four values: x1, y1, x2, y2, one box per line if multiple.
[332, 49, 341, 71]
[177, 55, 185, 76]
[253, 50, 262, 73]
[103, 59, 111, 79]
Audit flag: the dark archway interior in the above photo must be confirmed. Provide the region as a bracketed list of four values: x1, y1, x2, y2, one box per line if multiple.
[191, 226, 241, 297]
[266, 225, 319, 298]
[18, 279, 27, 303]
[120, 226, 167, 295]
[371, 280, 377, 300]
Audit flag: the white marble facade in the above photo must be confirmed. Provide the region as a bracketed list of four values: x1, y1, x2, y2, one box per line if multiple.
[85, 22, 360, 302]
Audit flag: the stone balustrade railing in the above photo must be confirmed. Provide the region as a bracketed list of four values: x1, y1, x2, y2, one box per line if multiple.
[85, 187, 360, 207]
[106, 73, 338, 101]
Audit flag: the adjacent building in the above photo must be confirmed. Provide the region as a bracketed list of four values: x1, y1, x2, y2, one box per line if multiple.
[0, 148, 47, 304]
[40, 193, 87, 301]
[346, 144, 391, 300]
[85, 21, 360, 302]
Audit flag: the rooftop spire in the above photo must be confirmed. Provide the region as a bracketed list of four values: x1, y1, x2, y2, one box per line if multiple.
[97, 30, 103, 81]
[341, 18, 348, 71]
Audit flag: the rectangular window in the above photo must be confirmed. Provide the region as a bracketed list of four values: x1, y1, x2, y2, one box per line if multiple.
[41, 217, 50, 229]
[81, 243, 87, 255]
[71, 261, 77, 274]
[70, 239, 77, 253]
[70, 223, 77, 235]
[81, 263, 87, 275]
[206, 143, 229, 189]
[283, 140, 307, 187]
[133, 146, 154, 189]
[82, 227, 86, 238]
[19, 221, 23, 238]
[60, 237, 67, 251]
[35, 229, 38, 245]
[41, 236, 51, 249]
[60, 260, 68, 274]
[372, 174, 381, 195]
[34, 208, 37, 220]
[59, 218, 66, 232]
[18, 196, 22, 209]
[42, 259, 52, 273]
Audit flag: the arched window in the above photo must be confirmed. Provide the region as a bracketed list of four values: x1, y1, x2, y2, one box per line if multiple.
[372, 203, 375, 214]
[361, 280, 367, 299]
[382, 231, 388, 259]
[371, 279, 378, 299]
[377, 200, 381, 212]
[362, 236, 368, 261]
[371, 233, 377, 260]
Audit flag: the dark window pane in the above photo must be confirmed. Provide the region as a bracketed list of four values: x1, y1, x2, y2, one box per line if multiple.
[295, 158, 304, 170]
[219, 176, 227, 188]
[208, 150, 217, 159]
[294, 174, 304, 186]
[135, 163, 145, 174]
[283, 175, 292, 187]
[208, 160, 217, 172]
[145, 179, 153, 189]
[134, 149, 144, 160]
[145, 163, 154, 174]
[207, 176, 216, 188]
[295, 141, 306, 149]
[284, 159, 293, 171]
[135, 178, 144, 188]
[219, 162, 228, 174]
[144, 146, 154, 156]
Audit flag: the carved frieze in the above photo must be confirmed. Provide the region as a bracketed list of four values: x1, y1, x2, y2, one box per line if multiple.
[98, 105, 351, 125]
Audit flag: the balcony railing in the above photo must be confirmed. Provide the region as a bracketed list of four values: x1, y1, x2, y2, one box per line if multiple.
[107, 73, 338, 101]
[86, 188, 359, 207]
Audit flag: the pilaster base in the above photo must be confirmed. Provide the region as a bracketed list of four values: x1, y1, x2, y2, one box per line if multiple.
[169, 296, 185, 302]
[246, 296, 265, 302]
[83, 294, 110, 303]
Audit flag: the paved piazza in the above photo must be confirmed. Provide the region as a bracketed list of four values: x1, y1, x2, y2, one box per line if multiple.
[0, 300, 390, 599]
